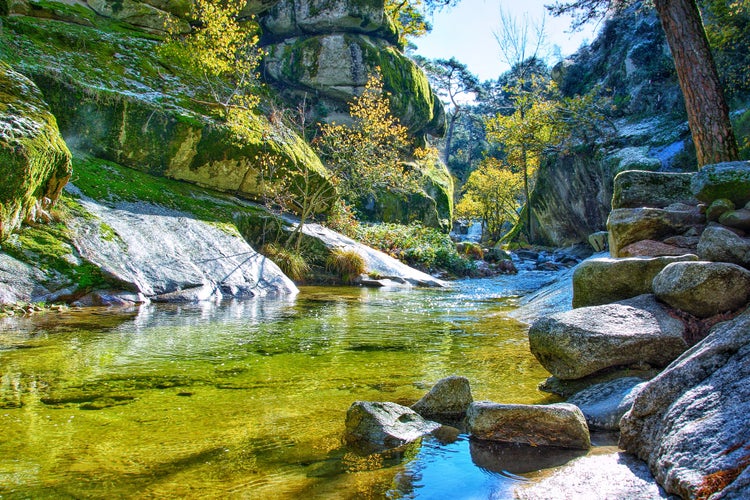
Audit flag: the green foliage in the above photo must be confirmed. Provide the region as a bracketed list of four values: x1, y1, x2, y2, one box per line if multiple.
[260, 243, 310, 282]
[352, 222, 473, 276]
[325, 249, 366, 284]
[701, 0, 750, 101]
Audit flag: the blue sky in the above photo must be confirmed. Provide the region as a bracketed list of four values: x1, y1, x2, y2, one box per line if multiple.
[412, 0, 600, 82]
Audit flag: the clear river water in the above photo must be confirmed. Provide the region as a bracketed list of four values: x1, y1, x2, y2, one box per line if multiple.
[0, 272, 569, 499]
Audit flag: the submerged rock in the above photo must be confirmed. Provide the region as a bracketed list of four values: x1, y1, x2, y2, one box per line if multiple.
[529, 295, 688, 380]
[620, 308, 750, 499]
[0, 62, 72, 241]
[467, 401, 591, 450]
[572, 254, 698, 308]
[411, 375, 473, 419]
[343, 401, 441, 452]
[652, 261, 750, 318]
[566, 377, 646, 431]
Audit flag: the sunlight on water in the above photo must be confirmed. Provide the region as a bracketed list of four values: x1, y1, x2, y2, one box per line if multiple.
[0, 275, 559, 499]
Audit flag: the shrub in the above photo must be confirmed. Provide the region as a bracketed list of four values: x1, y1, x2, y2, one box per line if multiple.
[260, 243, 309, 282]
[326, 248, 366, 283]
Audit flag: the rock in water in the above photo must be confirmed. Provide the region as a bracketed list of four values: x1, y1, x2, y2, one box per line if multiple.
[620, 308, 750, 499]
[466, 401, 591, 450]
[691, 161, 750, 206]
[529, 295, 688, 380]
[0, 62, 72, 241]
[343, 401, 440, 452]
[566, 377, 646, 431]
[572, 255, 698, 308]
[411, 376, 473, 419]
[652, 261, 750, 318]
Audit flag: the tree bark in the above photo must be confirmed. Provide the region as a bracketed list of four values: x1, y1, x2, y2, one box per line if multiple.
[653, 0, 739, 166]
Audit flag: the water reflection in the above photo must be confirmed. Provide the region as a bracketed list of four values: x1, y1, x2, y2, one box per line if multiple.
[0, 276, 563, 498]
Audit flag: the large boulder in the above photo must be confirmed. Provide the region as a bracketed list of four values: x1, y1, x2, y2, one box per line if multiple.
[619, 239, 692, 257]
[566, 377, 646, 431]
[607, 206, 705, 257]
[612, 170, 696, 209]
[691, 161, 750, 206]
[697, 224, 750, 269]
[572, 254, 698, 308]
[466, 401, 591, 450]
[0, 62, 72, 241]
[718, 208, 750, 231]
[620, 308, 750, 499]
[343, 401, 441, 452]
[529, 294, 688, 380]
[652, 261, 750, 318]
[86, 0, 190, 34]
[411, 375, 473, 419]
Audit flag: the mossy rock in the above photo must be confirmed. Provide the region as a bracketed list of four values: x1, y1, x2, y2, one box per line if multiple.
[691, 161, 750, 207]
[0, 61, 72, 241]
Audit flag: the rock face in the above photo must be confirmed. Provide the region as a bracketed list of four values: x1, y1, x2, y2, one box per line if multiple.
[572, 254, 698, 308]
[411, 376, 473, 419]
[343, 401, 441, 452]
[698, 224, 750, 269]
[652, 261, 750, 318]
[529, 294, 688, 380]
[620, 308, 750, 499]
[691, 161, 750, 206]
[612, 170, 696, 209]
[607, 206, 705, 257]
[0, 62, 72, 241]
[467, 401, 591, 450]
[566, 377, 646, 431]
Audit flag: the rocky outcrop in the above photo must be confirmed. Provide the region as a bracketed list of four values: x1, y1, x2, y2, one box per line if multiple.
[529, 294, 688, 380]
[343, 401, 441, 452]
[620, 308, 750, 499]
[691, 161, 750, 207]
[572, 254, 698, 308]
[0, 62, 71, 241]
[467, 401, 591, 450]
[411, 375, 473, 419]
[612, 170, 696, 209]
[652, 261, 750, 318]
[566, 377, 646, 431]
[607, 205, 705, 257]
[698, 224, 750, 269]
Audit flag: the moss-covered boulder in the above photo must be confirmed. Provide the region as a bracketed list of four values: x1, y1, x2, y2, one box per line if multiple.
[86, 0, 190, 33]
[264, 33, 444, 136]
[0, 62, 72, 241]
[691, 161, 750, 207]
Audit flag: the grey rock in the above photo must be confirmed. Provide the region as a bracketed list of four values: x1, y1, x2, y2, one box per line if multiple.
[513, 452, 673, 500]
[588, 231, 609, 252]
[567, 377, 646, 430]
[607, 207, 705, 257]
[706, 198, 735, 222]
[691, 161, 750, 206]
[620, 308, 750, 499]
[612, 170, 696, 209]
[87, 0, 190, 33]
[697, 224, 750, 269]
[529, 294, 688, 380]
[572, 255, 698, 308]
[467, 401, 591, 450]
[653, 261, 750, 318]
[719, 208, 750, 231]
[343, 401, 441, 452]
[411, 376, 473, 419]
[0, 253, 50, 305]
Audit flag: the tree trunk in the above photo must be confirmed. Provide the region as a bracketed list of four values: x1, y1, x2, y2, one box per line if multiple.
[653, 0, 739, 166]
[443, 111, 458, 165]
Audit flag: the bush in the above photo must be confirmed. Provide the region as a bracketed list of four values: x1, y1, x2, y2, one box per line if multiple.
[326, 248, 366, 283]
[260, 243, 309, 282]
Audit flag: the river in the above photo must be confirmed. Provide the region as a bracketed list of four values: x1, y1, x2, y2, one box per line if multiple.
[0, 272, 566, 499]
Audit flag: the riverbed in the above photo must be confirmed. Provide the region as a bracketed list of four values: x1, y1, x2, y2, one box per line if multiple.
[1, 272, 565, 498]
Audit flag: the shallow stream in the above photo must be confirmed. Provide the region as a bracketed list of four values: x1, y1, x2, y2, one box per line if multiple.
[1, 272, 566, 499]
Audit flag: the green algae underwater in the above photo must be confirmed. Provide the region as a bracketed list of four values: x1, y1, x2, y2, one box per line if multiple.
[0, 277, 559, 499]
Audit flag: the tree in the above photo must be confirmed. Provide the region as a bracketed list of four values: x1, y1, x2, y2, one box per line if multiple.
[385, 0, 460, 42]
[417, 57, 479, 165]
[546, 0, 740, 166]
[455, 159, 523, 242]
[485, 75, 563, 241]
